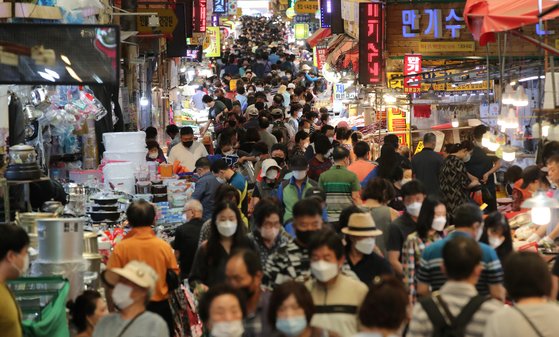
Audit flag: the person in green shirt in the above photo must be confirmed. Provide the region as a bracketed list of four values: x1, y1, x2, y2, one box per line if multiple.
[318, 146, 362, 230]
[0, 224, 30, 337]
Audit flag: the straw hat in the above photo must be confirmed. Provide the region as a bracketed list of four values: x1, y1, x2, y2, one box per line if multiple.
[341, 213, 382, 237]
[102, 260, 159, 294]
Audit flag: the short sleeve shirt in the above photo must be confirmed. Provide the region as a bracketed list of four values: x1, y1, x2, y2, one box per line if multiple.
[386, 213, 417, 255]
[318, 165, 361, 223]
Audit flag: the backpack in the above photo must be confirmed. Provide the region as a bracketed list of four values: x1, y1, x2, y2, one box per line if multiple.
[272, 120, 290, 145]
[419, 294, 490, 337]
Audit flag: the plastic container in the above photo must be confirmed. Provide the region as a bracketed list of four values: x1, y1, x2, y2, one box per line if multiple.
[102, 131, 146, 152]
[103, 162, 134, 180]
[105, 177, 135, 195]
[103, 150, 147, 170]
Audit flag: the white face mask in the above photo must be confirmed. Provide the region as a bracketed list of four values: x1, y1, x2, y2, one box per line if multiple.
[12, 253, 29, 277]
[292, 170, 307, 180]
[489, 236, 504, 248]
[432, 216, 447, 231]
[216, 177, 227, 184]
[260, 226, 279, 241]
[148, 152, 158, 160]
[355, 237, 376, 255]
[406, 201, 422, 217]
[211, 320, 245, 337]
[311, 260, 339, 283]
[299, 100, 306, 105]
[266, 169, 279, 180]
[217, 220, 238, 237]
[328, 137, 334, 143]
[111, 283, 135, 310]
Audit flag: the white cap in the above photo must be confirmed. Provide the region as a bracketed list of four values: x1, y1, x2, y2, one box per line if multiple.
[260, 159, 281, 178]
[287, 83, 296, 89]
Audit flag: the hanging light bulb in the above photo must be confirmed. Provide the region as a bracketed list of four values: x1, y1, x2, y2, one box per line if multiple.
[532, 122, 541, 138]
[452, 119, 459, 128]
[521, 190, 559, 225]
[487, 133, 500, 152]
[503, 107, 519, 129]
[502, 84, 516, 105]
[481, 131, 492, 148]
[542, 121, 551, 137]
[140, 95, 149, 107]
[383, 94, 397, 104]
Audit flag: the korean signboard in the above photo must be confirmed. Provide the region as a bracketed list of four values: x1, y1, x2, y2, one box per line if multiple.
[387, 107, 410, 146]
[193, 0, 207, 33]
[294, 23, 309, 39]
[402, 8, 465, 39]
[419, 41, 475, 53]
[295, 1, 319, 14]
[137, 8, 177, 34]
[294, 15, 310, 23]
[387, 71, 493, 92]
[320, 0, 332, 28]
[358, 2, 384, 85]
[315, 41, 328, 70]
[404, 54, 421, 93]
[203, 27, 221, 58]
[213, 0, 227, 13]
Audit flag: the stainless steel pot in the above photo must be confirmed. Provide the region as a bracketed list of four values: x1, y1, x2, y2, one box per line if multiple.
[9, 144, 37, 164]
[37, 218, 86, 262]
[83, 232, 99, 255]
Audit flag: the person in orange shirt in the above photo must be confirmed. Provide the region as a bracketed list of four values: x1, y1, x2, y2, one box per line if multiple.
[348, 141, 377, 183]
[105, 200, 179, 336]
[511, 165, 545, 211]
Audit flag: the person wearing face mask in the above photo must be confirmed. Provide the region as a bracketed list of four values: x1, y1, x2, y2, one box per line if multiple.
[263, 199, 324, 288]
[355, 276, 409, 337]
[0, 225, 30, 337]
[105, 201, 179, 334]
[168, 126, 209, 172]
[268, 281, 341, 337]
[172, 200, 205, 280]
[401, 196, 446, 304]
[307, 134, 332, 181]
[386, 180, 426, 277]
[269, 143, 290, 177]
[511, 165, 544, 212]
[251, 159, 282, 214]
[199, 284, 247, 337]
[341, 211, 392, 285]
[277, 156, 318, 225]
[146, 139, 166, 164]
[416, 204, 505, 301]
[479, 211, 513, 264]
[192, 158, 222, 222]
[96, 261, 169, 337]
[226, 250, 273, 337]
[68, 290, 109, 337]
[211, 159, 249, 220]
[288, 103, 303, 132]
[258, 116, 278, 150]
[347, 141, 377, 183]
[439, 141, 479, 215]
[249, 200, 293, 267]
[318, 146, 362, 230]
[190, 201, 254, 290]
[306, 230, 368, 337]
[290, 131, 309, 159]
[201, 94, 229, 136]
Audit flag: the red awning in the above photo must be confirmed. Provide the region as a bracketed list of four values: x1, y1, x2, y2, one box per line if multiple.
[306, 28, 331, 48]
[464, 0, 559, 46]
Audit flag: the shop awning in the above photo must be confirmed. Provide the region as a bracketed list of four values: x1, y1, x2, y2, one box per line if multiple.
[464, 0, 559, 46]
[306, 28, 331, 48]
[326, 35, 356, 67]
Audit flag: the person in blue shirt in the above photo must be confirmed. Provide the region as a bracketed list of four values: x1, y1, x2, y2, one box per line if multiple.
[191, 158, 222, 222]
[416, 203, 505, 301]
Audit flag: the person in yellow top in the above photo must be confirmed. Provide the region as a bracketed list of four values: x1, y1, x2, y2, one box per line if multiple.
[105, 200, 179, 336]
[0, 224, 30, 337]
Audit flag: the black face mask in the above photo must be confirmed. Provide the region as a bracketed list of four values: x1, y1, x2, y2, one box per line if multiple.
[272, 157, 285, 166]
[295, 229, 317, 246]
[183, 141, 193, 148]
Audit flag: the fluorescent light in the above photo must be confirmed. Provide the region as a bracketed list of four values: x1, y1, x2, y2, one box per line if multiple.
[518, 75, 545, 83]
[140, 96, 149, 107]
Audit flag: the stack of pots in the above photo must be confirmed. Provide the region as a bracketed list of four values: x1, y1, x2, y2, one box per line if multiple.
[83, 232, 103, 290]
[32, 218, 87, 300]
[102, 131, 147, 170]
[15, 212, 56, 250]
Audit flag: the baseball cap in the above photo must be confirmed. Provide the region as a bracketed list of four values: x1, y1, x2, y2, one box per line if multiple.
[271, 108, 284, 118]
[521, 165, 544, 189]
[287, 83, 296, 89]
[102, 260, 159, 294]
[304, 186, 326, 203]
[260, 159, 281, 178]
[290, 156, 308, 171]
[247, 106, 259, 116]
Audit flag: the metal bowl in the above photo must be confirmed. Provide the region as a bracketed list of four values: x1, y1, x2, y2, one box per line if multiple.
[87, 211, 121, 222]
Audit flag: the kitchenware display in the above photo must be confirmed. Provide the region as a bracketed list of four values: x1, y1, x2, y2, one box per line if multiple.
[91, 196, 118, 205]
[87, 211, 120, 222]
[102, 131, 146, 152]
[41, 201, 64, 214]
[8, 144, 37, 164]
[90, 205, 118, 212]
[151, 184, 167, 194]
[5, 144, 42, 180]
[136, 180, 151, 194]
[83, 232, 100, 254]
[153, 194, 168, 203]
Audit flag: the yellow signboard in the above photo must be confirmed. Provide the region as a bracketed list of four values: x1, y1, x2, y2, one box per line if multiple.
[418, 41, 476, 53]
[414, 141, 424, 155]
[237, 7, 243, 16]
[294, 23, 309, 39]
[204, 27, 221, 58]
[295, 1, 319, 14]
[136, 8, 178, 34]
[387, 107, 410, 146]
[280, 0, 289, 4]
[387, 72, 493, 92]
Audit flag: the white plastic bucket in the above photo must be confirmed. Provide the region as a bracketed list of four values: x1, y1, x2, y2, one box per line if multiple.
[102, 131, 146, 152]
[103, 150, 147, 170]
[103, 162, 134, 180]
[104, 177, 135, 194]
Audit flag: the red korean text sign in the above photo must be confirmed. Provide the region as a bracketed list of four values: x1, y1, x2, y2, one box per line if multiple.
[316, 41, 328, 70]
[404, 54, 422, 93]
[359, 2, 384, 85]
[193, 0, 207, 32]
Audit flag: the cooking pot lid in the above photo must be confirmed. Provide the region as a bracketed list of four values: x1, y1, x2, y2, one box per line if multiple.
[10, 144, 35, 151]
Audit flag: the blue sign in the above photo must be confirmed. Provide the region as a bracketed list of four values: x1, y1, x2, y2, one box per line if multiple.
[213, 0, 227, 14]
[402, 8, 465, 39]
[294, 15, 310, 23]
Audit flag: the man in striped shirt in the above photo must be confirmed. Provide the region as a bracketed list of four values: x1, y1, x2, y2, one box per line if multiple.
[407, 235, 503, 337]
[416, 204, 505, 301]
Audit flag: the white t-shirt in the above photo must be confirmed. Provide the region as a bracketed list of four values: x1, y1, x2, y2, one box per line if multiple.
[168, 141, 208, 171]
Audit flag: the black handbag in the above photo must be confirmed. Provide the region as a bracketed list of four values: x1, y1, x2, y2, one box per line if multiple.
[166, 269, 180, 291]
